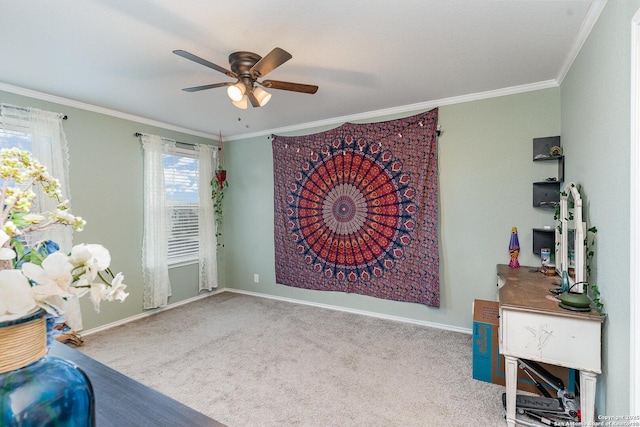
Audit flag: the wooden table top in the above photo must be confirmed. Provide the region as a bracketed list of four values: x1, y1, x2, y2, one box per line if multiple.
[51, 342, 226, 427]
[497, 264, 604, 322]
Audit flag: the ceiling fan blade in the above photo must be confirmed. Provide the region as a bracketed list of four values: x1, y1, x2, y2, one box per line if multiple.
[250, 47, 292, 78]
[173, 50, 237, 78]
[247, 91, 261, 108]
[181, 82, 231, 92]
[260, 80, 318, 94]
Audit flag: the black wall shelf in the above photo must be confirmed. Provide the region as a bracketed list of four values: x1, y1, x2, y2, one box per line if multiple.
[533, 181, 561, 208]
[532, 136, 562, 257]
[532, 227, 555, 255]
[533, 155, 564, 182]
[532, 136, 563, 208]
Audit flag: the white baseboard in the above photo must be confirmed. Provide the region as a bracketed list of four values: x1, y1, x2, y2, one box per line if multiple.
[225, 288, 473, 335]
[81, 289, 225, 336]
[82, 287, 472, 336]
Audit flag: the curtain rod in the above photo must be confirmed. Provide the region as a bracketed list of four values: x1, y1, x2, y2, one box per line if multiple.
[134, 132, 220, 150]
[1, 104, 67, 120]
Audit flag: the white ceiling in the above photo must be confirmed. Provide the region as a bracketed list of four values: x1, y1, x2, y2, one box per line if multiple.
[0, 0, 602, 141]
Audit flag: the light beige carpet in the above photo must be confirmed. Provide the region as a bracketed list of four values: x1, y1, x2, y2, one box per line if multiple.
[79, 292, 507, 426]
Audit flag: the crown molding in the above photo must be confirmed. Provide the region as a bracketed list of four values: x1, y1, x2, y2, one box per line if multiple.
[1, 78, 559, 143]
[0, 82, 218, 140]
[556, 0, 608, 84]
[224, 79, 559, 141]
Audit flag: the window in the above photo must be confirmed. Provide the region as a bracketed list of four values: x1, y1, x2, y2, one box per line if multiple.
[141, 133, 217, 308]
[0, 104, 88, 328]
[163, 147, 200, 267]
[0, 104, 72, 251]
[0, 128, 32, 151]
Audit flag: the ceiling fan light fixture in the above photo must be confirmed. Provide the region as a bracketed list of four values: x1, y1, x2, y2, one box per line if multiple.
[174, 48, 318, 107]
[253, 86, 272, 107]
[232, 95, 248, 109]
[227, 82, 246, 101]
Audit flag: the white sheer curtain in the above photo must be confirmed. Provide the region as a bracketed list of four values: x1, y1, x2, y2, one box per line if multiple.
[141, 134, 173, 309]
[0, 104, 73, 250]
[196, 144, 218, 291]
[0, 104, 84, 328]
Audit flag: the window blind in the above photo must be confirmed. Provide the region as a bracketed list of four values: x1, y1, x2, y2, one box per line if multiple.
[163, 150, 200, 266]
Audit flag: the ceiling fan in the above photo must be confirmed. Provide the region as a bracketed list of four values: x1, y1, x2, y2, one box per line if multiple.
[173, 47, 318, 109]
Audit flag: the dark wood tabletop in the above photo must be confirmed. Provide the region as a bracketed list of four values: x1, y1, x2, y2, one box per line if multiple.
[50, 342, 226, 427]
[497, 263, 603, 322]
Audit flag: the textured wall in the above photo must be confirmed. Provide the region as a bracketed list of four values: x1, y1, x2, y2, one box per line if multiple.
[560, 0, 640, 417]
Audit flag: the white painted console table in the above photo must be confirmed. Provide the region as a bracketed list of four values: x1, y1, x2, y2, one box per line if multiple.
[497, 264, 604, 427]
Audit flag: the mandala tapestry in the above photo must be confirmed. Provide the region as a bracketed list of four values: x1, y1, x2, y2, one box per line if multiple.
[272, 108, 439, 307]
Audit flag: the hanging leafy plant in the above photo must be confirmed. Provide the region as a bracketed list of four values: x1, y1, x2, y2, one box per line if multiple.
[211, 179, 227, 231]
[584, 226, 604, 314]
[211, 132, 227, 245]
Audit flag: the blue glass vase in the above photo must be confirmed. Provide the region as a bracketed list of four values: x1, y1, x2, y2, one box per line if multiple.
[0, 309, 95, 426]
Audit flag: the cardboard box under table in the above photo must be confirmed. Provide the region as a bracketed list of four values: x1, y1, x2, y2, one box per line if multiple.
[472, 299, 576, 395]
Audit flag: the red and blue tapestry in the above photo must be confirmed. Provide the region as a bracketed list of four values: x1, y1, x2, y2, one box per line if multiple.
[272, 108, 439, 307]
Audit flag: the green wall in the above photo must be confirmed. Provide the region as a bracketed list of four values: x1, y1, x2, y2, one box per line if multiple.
[0, 90, 217, 330]
[560, 1, 640, 416]
[224, 87, 561, 330]
[3, 2, 634, 413]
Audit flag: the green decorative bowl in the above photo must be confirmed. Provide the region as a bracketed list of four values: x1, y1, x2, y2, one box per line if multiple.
[558, 292, 592, 308]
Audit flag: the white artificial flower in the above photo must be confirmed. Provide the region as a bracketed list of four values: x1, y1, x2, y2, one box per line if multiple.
[3, 221, 19, 238]
[34, 295, 66, 317]
[57, 199, 70, 210]
[53, 210, 86, 231]
[85, 244, 111, 270]
[23, 213, 45, 224]
[0, 230, 16, 261]
[73, 217, 86, 232]
[89, 283, 109, 313]
[0, 247, 16, 261]
[106, 272, 129, 302]
[0, 269, 37, 321]
[53, 210, 74, 224]
[22, 252, 74, 297]
[69, 244, 96, 281]
[69, 244, 91, 265]
[0, 149, 128, 320]
[69, 243, 111, 281]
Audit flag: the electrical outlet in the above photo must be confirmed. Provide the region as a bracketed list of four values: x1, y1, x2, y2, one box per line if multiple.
[253, 274, 259, 283]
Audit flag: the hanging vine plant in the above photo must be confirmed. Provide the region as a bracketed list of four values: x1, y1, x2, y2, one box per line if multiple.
[211, 132, 227, 244]
[584, 226, 603, 314]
